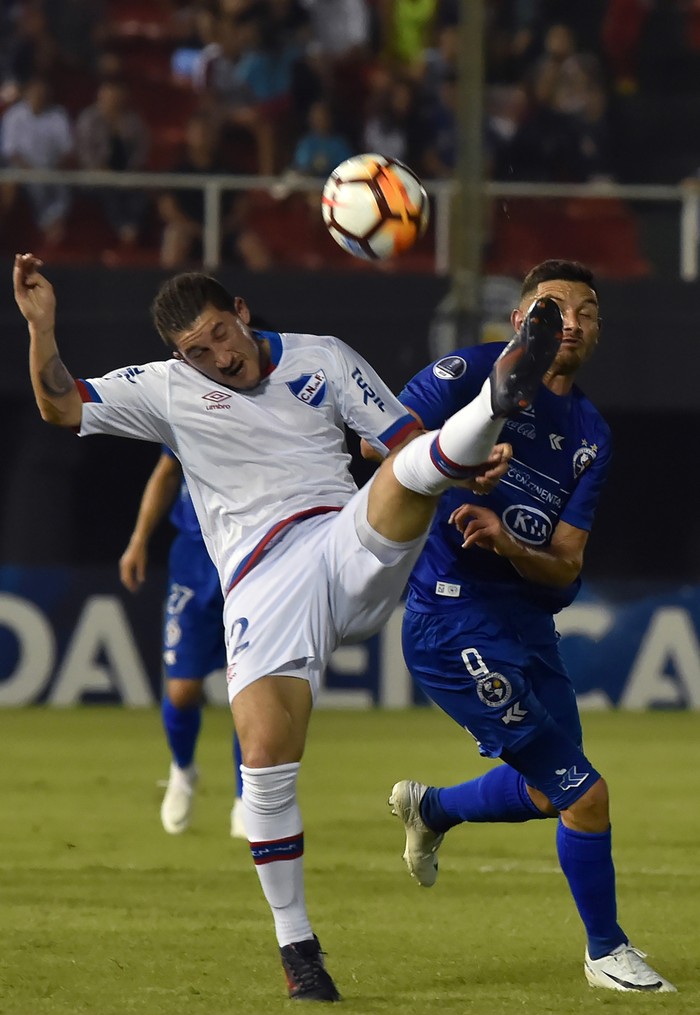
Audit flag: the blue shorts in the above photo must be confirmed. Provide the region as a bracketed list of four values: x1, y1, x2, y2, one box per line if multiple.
[162, 532, 226, 680]
[402, 596, 600, 810]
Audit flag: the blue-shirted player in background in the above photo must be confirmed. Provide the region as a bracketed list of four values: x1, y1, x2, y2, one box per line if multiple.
[387, 260, 676, 992]
[119, 448, 245, 838]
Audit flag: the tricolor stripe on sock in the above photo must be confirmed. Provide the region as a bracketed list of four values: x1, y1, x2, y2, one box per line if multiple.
[250, 832, 304, 865]
[429, 435, 477, 478]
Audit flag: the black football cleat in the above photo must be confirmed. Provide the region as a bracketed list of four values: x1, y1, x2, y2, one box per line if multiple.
[489, 296, 563, 417]
[280, 935, 342, 1002]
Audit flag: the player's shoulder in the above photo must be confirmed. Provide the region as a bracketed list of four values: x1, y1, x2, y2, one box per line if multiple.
[278, 331, 352, 368]
[422, 342, 503, 382]
[570, 385, 612, 460]
[280, 331, 339, 350]
[98, 358, 172, 382]
[571, 384, 610, 434]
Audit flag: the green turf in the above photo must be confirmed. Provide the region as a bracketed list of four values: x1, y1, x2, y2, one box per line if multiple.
[0, 707, 697, 1013]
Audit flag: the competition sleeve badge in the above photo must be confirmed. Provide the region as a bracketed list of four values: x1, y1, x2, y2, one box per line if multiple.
[287, 370, 327, 406]
[432, 356, 467, 380]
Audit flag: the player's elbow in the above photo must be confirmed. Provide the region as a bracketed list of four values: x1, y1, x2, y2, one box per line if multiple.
[360, 438, 382, 462]
[551, 558, 583, 587]
[38, 400, 81, 428]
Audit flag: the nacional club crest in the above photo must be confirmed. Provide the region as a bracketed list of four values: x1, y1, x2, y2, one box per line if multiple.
[287, 369, 327, 407]
[572, 438, 598, 478]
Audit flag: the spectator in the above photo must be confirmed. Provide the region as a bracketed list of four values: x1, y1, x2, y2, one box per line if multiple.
[75, 77, 150, 247]
[421, 69, 456, 178]
[291, 99, 353, 177]
[601, 0, 651, 94]
[155, 111, 271, 269]
[193, 8, 278, 173]
[504, 23, 614, 183]
[362, 70, 425, 168]
[4, 2, 58, 98]
[0, 75, 73, 246]
[381, 0, 438, 73]
[171, 0, 220, 86]
[302, 0, 372, 62]
[43, 0, 107, 74]
[420, 21, 458, 107]
[529, 22, 607, 118]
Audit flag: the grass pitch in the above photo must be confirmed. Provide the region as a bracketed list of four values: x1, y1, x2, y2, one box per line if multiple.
[0, 707, 697, 1014]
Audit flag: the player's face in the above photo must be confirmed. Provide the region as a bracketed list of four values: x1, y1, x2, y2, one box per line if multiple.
[513, 279, 600, 377]
[172, 299, 268, 390]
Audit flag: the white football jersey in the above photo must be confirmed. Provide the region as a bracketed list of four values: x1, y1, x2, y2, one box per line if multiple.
[78, 330, 417, 592]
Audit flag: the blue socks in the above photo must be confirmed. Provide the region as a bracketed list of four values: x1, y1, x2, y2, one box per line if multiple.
[161, 697, 201, 769]
[421, 764, 548, 833]
[556, 820, 627, 958]
[162, 696, 244, 798]
[419, 764, 627, 960]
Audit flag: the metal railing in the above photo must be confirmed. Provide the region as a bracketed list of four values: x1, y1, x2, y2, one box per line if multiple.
[2, 167, 699, 279]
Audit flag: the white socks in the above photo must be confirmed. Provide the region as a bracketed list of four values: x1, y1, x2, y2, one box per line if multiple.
[392, 378, 503, 496]
[241, 762, 312, 947]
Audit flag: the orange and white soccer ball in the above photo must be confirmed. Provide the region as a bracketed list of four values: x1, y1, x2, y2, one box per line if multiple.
[321, 153, 429, 260]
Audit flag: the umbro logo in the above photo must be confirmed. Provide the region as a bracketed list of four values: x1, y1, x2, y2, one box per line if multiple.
[549, 433, 564, 450]
[202, 390, 231, 410]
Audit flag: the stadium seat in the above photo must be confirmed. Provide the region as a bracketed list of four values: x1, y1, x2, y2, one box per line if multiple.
[244, 191, 435, 272]
[485, 197, 650, 279]
[105, 0, 173, 38]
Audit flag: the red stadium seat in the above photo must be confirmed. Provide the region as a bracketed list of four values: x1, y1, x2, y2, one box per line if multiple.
[485, 197, 650, 279]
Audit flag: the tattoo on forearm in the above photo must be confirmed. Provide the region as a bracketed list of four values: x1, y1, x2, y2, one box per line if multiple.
[40, 354, 74, 397]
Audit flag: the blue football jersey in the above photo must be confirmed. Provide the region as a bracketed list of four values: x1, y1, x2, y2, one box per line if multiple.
[400, 344, 611, 613]
[162, 446, 203, 539]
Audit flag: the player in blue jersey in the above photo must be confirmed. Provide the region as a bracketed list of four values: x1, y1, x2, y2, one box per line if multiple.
[119, 448, 245, 838]
[387, 260, 676, 993]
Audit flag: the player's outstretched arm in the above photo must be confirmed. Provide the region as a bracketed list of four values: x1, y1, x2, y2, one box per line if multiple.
[450, 503, 588, 587]
[13, 253, 82, 428]
[119, 452, 183, 593]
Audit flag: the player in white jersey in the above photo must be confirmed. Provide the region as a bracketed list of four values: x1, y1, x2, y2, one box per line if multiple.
[13, 251, 563, 1002]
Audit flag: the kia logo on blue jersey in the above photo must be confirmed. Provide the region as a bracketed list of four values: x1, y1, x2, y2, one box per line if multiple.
[433, 356, 467, 380]
[287, 370, 327, 407]
[502, 504, 553, 545]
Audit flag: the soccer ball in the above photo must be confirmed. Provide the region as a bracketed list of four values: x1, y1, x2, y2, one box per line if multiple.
[321, 153, 429, 261]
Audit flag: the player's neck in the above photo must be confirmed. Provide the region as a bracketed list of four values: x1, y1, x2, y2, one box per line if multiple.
[543, 370, 575, 397]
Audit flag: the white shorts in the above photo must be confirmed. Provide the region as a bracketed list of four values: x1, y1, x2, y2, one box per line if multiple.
[223, 477, 428, 702]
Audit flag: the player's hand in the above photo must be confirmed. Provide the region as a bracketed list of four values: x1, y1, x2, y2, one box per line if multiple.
[13, 253, 56, 328]
[119, 541, 148, 593]
[449, 502, 513, 554]
[454, 441, 511, 495]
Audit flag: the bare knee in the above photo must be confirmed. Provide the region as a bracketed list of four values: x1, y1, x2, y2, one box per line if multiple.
[560, 776, 610, 833]
[231, 674, 312, 768]
[167, 678, 203, 710]
[526, 784, 558, 817]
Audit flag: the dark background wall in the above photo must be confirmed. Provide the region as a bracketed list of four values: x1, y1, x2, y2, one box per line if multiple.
[2, 265, 699, 581]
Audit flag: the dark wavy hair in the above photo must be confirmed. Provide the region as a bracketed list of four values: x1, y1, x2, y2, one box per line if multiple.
[151, 273, 236, 347]
[520, 259, 597, 300]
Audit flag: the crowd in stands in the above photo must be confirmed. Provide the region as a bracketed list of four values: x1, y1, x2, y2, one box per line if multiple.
[1, 0, 699, 274]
